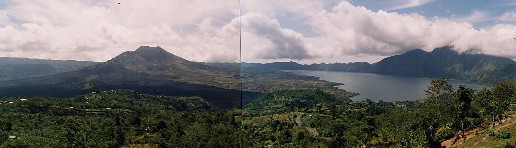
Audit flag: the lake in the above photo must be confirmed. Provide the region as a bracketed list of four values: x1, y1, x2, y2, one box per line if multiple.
[286, 70, 488, 102]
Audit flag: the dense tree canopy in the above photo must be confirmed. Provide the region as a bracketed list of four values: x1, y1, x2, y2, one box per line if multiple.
[1, 79, 515, 147]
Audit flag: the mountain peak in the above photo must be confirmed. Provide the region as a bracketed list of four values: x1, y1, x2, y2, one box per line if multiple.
[431, 46, 457, 55]
[132, 46, 177, 60]
[404, 49, 426, 55]
[134, 46, 166, 53]
[108, 46, 190, 70]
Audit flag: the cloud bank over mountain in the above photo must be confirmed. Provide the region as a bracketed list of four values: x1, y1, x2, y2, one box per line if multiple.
[0, 0, 240, 62]
[1, 0, 516, 63]
[241, 0, 516, 63]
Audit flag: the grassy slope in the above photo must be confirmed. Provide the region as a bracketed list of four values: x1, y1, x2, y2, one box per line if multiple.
[454, 106, 516, 148]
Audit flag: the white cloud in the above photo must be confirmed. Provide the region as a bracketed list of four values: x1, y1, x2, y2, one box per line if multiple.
[309, 2, 456, 56]
[388, 0, 434, 11]
[498, 12, 516, 22]
[4, 0, 516, 63]
[242, 1, 516, 63]
[310, 2, 516, 59]
[0, 0, 239, 62]
[241, 13, 312, 61]
[241, 0, 328, 19]
[451, 11, 492, 24]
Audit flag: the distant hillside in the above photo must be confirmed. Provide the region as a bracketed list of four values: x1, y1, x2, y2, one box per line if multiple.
[0, 46, 242, 109]
[0, 46, 356, 108]
[372, 47, 516, 84]
[0, 57, 97, 81]
[209, 63, 356, 105]
[244, 61, 372, 72]
[248, 46, 516, 84]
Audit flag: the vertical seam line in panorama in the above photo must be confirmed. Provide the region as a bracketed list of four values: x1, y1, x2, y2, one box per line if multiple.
[238, 0, 244, 147]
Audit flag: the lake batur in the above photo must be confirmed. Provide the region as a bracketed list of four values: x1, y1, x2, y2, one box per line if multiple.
[287, 70, 487, 102]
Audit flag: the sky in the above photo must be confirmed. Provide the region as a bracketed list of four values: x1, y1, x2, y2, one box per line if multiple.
[0, 0, 516, 63]
[241, 0, 516, 63]
[0, 0, 240, 62]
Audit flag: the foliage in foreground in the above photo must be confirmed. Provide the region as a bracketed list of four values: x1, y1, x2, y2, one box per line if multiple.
[0, 90, 242, 147]
[0, 78, 514, 147]
[243, 78, 516, 147]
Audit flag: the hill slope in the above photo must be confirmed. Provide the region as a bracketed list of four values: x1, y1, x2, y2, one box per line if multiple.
[372, 47, 516, 83]
[248, 46, 516, 84]
[0, 57, 97, 81]
[0, 46, 241, 108]
[447, 114, 516, 147]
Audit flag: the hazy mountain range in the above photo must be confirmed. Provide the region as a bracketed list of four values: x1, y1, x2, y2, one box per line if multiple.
[0, 46, 356, 108]
[0, 46, 242, 108]
[0, 57, 97, 81]
[1, 46, 514, 108]
[247, 46, 516, 84]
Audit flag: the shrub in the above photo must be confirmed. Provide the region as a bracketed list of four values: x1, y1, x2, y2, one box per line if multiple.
[498, 131, 511, 139]
[485, 130, 511, 139]
[503, 141, 515, 148]
[487, 130, 496, 137]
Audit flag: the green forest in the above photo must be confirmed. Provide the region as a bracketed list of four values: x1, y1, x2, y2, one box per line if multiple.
[0, 90, 242, 147]
[243, 78, 516, 147]
[1, 78, 515, 147]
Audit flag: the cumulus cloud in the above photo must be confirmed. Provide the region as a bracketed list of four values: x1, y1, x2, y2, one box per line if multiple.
[4, 0, 516, 63]
[498, 12, 516, 22]
[0, 0, 239, 62]
[241, 0, 328, 19]
[388, 0, 434, 11]
[451, 11, 491, 24]
[241, 13, 311, 60]
[241, 0, 335, 62]
[242, 1, 516, 62]
[308, 2, 516, 59]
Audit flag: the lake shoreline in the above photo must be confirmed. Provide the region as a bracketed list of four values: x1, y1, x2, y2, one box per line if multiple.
[285, 70, 487, 102]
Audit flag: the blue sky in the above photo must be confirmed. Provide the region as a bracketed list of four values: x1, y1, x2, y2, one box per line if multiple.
[0, 1, 8, 8]
[241, 0, 516, 63]
[348, 0, 516, 28]
[277, 0, 516, 37]
[0, 0, 515, 63]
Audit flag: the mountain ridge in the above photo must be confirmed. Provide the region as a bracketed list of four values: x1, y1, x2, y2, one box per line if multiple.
[0, 57, 98, 82]
[109, 46, 190, 67]
[248, 46, 516, 84]
[0, 46, 242, 108]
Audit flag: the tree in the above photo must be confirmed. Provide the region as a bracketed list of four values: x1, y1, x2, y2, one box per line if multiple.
[279, 130, 292, 143]
[0, 131, 7, 144]
[491, 80, 515, 121]
[473, 81, 515, 126]
[157, 121, 168, 130]
[454, 85, 473, 137]
[474, 88, 495, 121]
[492, 80, 515, 102]
[425, 78, 453, 120]
[4, 122, 12, 132]
[425, 78, 453, 118]
[64, 117, 87, 147]
[414, 108, 441, 147]
[425, 78, 453, 102]
[113, 126, 126, 147]
[130, 116, 141, 126]
[295, 131, 306, 142]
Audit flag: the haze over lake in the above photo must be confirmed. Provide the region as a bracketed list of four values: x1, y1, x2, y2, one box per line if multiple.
[287, 70, 487, 102]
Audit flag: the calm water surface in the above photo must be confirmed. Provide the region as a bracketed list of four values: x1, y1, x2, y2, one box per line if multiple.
[286, 70, 487, 102]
